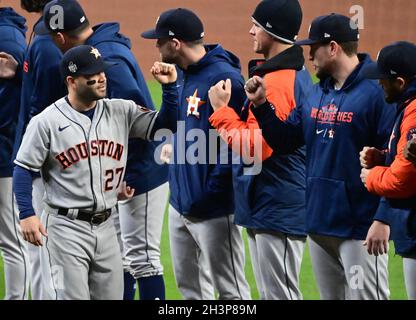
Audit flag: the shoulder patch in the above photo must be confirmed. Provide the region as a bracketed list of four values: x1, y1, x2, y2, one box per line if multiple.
[407, 128, 416, 141]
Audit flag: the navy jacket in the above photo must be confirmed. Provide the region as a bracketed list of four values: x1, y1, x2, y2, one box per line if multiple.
[0, 7, 26, 177]
[86, 23, 167, 194]
[13, 17, 65, 163]
[253, 54, 396, 240]
[169, 44, 246, 218]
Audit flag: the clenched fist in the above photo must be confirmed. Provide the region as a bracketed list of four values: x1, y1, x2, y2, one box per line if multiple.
[208, 79, 232, 112]
[151, 62, 177, 84]
[359, 146, 385, 169]
[245, 76, 266, 107]
[0, 52, 18, 79]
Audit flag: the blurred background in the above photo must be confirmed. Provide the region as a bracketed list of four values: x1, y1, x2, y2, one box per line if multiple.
[4, 0, 416, 80]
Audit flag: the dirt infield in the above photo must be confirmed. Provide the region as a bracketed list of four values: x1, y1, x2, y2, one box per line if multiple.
[6, 0, 416, 79]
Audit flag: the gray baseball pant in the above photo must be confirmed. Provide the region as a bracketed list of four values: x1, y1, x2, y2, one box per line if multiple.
[308, 234, 389, 300]
[169, 206, 251, 300]
[40, 210, 123, 300]
[0, 177, 30, 299]
[403, 256, 416, 300]
[247, 229, 305, 300]
[118, 182, 169, 279]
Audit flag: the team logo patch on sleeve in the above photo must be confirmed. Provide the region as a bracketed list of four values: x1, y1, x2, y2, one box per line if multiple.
[407, 128, 416, 141]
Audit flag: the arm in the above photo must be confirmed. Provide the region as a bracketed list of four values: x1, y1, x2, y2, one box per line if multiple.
[13, 165, 47, 246]
[366, 104, 416, 198]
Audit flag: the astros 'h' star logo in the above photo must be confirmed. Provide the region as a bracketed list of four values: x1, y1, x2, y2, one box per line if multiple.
[186, 89, 205, 118]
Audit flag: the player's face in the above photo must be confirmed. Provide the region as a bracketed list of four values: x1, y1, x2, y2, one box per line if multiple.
[249, 22, 274, 56]
[379, 78, 404, 103]
[309, 43, 332, 80]
[156, 38, 178, 64]
[76, 72, 107, 102]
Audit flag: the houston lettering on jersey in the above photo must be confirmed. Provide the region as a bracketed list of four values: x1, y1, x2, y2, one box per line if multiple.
[310, 104, 354, 124]
[55, 140, 124, 169]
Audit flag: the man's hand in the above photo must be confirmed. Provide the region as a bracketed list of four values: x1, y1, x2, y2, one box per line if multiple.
[151, 62, 177, 84]
[360, 168, 370, 187]
[404, 138, 416, 166]
[245, 76, 266, 107]
[20, 215, 48, 246]
[363, 220, 390, 256]
[0, 52, 18, 79]
[208, 79, 231, 112]
[117, 181, 135, 201]
[160, 143, 173, 164]
[360, 146, 384, 169]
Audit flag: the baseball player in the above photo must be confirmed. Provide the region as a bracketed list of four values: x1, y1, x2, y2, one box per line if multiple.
[34, 0, 170, 300]
[142, 8, 251, 300]
[13, 45, 178, 300]
[0, 3, 29, 300]
[208, 0, 312, 300]
[246, 14, 395, 299]
[13, 0, 65, 300]
[359, 41, 416, 300]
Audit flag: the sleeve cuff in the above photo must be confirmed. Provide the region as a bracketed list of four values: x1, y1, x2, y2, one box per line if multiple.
[251, 100, 276, 123]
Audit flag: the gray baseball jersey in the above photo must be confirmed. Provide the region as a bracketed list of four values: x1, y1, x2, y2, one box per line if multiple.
[15, 97, 157, 212]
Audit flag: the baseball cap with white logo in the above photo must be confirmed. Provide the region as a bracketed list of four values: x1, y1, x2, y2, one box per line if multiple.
[141, 8, 204, 41]
[296, 13, 360, 46]
[60, 45, 116, 80]
[34, 0, 89, 35]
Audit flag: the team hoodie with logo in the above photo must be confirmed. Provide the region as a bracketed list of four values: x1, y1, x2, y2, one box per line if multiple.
[0, 7, 26, 177]
[252, 54, 395, 240]
[168, 44, 246, 219]
[209, 45, 312, 236]
[368, 81, 416, 256]
[85, 22, 168, 194]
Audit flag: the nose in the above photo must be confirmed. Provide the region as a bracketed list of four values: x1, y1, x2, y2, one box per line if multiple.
[98, 72, 106, 82]
[249, 25, 255, 35]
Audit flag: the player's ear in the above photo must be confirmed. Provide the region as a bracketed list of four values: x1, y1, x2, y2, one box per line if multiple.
[171, 38, 181, 51]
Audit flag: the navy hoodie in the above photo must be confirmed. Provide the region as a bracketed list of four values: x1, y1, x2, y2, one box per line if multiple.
[169, 44, 246, 218]
[13, 17, 65, 163]
[86, 23, 167, 194]
[0, 7, 26, 177]
[253, 54, 396, 239]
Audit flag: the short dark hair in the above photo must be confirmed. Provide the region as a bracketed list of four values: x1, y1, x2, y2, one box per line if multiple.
[63, 21, 91, 38]
[20, 0, 52, 13]
[183, 38, 204, 48]
[339, 41, 358, 57]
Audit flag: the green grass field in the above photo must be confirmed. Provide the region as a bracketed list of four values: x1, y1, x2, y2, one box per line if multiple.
[0, 81, 408, 300]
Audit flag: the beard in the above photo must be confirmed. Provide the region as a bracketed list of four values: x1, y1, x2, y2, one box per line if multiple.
[384, 89, 402, 104]
[77, 84, 106, 103]
[316, 67, 331, 81]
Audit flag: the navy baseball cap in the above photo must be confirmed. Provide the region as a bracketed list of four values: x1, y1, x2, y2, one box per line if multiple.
[296, 13, 359, 45]
[141, 8, 204, 41]
[363, 41, 416, 79]
[60, 45, 115, 79]
[34, 0, 88, 35]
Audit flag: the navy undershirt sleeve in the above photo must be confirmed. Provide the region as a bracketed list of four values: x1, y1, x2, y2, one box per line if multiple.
[13, 165, 35, 220]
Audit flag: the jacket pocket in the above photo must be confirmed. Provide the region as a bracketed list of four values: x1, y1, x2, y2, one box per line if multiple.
[306, 177, 353, 235]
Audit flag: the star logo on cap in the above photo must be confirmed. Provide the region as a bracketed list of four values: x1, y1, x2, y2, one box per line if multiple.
[90, 47, 101, 59]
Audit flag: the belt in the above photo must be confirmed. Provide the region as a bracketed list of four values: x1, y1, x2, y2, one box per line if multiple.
[57, 208, 112, 225]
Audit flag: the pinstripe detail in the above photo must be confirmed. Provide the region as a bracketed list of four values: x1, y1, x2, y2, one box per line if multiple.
[45, 214, 58, 300]
[11, 189, 28, 300]
[226, 214, 243, 299]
